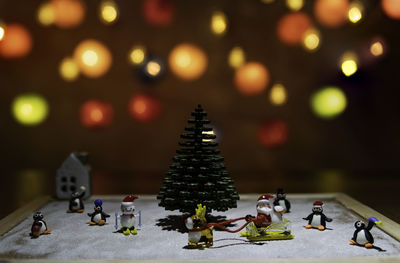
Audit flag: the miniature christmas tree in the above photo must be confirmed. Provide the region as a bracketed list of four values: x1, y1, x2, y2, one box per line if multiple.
[157, 104, 239, 214]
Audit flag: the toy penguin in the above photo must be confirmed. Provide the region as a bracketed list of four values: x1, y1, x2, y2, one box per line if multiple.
[67, 186, 86, 213]
[115, 195, 139, 235]
[273, 188, 291, 213]
[303, 200, 332, 231]
[350, 218, 377, 248]
[88, 199, 110, 226]
[30, 211, 51, 238]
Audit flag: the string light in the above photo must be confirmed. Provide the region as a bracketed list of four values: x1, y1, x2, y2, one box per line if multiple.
[302, 28, 321, 51]
[348, 1, 363, 23]
[211, 11, 228, 36]
[269, 83, 287, 105]
[99, 0, 119, 25]
[228, 46, 246, 69]
[129, 45, 146, 65]
[340, 52, 358, 77]
[286, 0, 304, 11]
[59, 57, 79, 81]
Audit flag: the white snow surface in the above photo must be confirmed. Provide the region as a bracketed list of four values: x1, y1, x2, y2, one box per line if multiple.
[0, 198, 399, 260]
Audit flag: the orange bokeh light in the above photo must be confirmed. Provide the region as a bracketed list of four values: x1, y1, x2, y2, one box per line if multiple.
[258, 120, 288, 148]
[0, 23, 32, 59]
[168, 43, 208, 81]
[234, 62, 270, 96]
[382, 0, 400, 19]
[277, 12, 312, 46]
[80, 100, 113, 129]
[314, 0, 349, 28]
[51, 0, 86, 28]
[128, 94, 161, 123]
[73, 39, 112, 78]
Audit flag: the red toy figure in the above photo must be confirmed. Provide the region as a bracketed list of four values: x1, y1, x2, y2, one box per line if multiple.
[246, 194, 285, 227]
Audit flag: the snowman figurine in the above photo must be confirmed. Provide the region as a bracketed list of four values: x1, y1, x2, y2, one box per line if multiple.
[115, 195, 139, 235]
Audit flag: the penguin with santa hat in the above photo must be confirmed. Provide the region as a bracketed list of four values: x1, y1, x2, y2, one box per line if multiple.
[246, 194, 285, 228]
[115, 195, 139, 235]
[303, 200, 333, 231]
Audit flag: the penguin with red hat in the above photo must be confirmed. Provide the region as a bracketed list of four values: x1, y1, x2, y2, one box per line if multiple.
[246, 194, 285, 228]
[115, 195, 139, 235]
[303, 200, 332, 231]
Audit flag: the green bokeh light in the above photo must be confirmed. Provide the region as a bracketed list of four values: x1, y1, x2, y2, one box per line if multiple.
[311, 86, 347, 119]
[12, 93, 49, 126]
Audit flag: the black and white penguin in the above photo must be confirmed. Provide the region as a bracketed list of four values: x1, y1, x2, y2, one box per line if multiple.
[273, 188, 291, 213]
[350, 220, 375, 248]
[67, 186, 86, 213]
[30, 212, 51, 238]
[303, 200, 332, 231]
[87, 199, 110, 226]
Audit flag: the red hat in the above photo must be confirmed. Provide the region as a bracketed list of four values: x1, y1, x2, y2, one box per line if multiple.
[257, 194, 274, 203]
[313, 200, 324, 207]
[122, 195, 138, 207]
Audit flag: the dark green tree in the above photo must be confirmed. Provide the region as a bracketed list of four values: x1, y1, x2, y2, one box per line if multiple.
[157, 105, 240, 213]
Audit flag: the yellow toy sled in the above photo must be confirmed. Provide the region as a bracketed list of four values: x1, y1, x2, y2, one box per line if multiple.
[240, 218, 294, 241]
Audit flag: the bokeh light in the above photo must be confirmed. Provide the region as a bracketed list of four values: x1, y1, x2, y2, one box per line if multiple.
[258, 120, 288, 148]
[12, 93, 49, 126]
[311, 86, 347, 119]
[129, 93, 161, 123]
[37, 2, 55, 26]
[277, 12, 312, 45]
[141, 58, 164, 80]
[302, 28, 321, 52]
[73, 39, 112, 78]
[340, 52, 358, 77]
[99, 0, 119, 25]
[51, 0, 86, 29]
[0, 24, 4, 40]
[0, 23, 32, 59]
[129, 45, 147, 65]
[286, 0, 304, 11]
[59, 57, 80, 81]
[228, 46, 246, 69]
[370, 41, 384, 57]
[168, 43, 208, 81]
[142, 0, 175, 27]
[269, 83, 287, 105]
[211, 11, 228, 36]
[348, 1, 363, 23]
[234, 62, 270, 96]
[80, 100, 113, 129]
[202, 124, 222, 143]
[314, 0, 349, 28]
[382, 0, 400, 19]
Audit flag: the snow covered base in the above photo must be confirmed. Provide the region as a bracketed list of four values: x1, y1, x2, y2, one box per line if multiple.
[0, 196, 399, 260]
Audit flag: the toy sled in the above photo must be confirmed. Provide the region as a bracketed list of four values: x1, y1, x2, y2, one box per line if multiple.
[240, 218, 294, 241]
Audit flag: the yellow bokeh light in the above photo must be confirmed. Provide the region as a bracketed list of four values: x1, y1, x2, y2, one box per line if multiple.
[82, 50, 98, 66]
[0, 25, 4, 41]
[348, 2, 363, 23]
[37, 2, 55, 26]
[228, 46, 246, 69]
[286, 0, 304, 11]
[12, 93, 49, 126]
[146, 61, 161, 76]
[302, 28, 320, 51]
[59, 57, 79, 81]
[370, 41, 384, 56]
[129, 45, 146, 65]
[340, 52, 358, 77]
[269, 83, 287, 105]
[100, 0, 119, 24]
[211, 11, 228, 35]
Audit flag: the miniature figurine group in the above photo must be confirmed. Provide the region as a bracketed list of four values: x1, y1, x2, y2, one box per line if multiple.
[30, 187, 140, 238]
[184, 189, 382, 250]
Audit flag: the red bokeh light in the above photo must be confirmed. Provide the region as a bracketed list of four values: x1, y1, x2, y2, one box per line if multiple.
[80, 100, 113, 129]
[142, 0, 175, 27]
[277, 12, 312, 46]
[128, 93, 161, 123]
[258, 120, 288, 148]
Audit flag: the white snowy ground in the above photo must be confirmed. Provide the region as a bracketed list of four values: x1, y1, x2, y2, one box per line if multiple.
[0, 196, 399, 260]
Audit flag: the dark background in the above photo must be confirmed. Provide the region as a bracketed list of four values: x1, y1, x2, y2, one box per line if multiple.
[0, 0, 399, 222]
